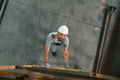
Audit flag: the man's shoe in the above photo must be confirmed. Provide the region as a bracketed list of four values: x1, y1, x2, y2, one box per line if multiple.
[51, 52, 57, 57]
[66, 63, 70, 68]
[74, 64, 82, 69]
[45, 63, 51, 68]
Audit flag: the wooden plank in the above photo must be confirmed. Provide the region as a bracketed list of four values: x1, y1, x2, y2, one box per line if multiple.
[96, 74, 120, 80]
[16, 65, 105, 80]
[0, 65, 16, 70]
[28, 64, 84, 72]
[0, 65, 120, 80]
[0, 70, 86, 80]
[0, 77, 15, 80]
[16, 65, 120, 80]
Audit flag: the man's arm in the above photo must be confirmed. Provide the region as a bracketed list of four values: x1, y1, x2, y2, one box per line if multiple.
[44, 33, 52, 63]
[64, 47, 69, 64]
[44, 46, 50, 63]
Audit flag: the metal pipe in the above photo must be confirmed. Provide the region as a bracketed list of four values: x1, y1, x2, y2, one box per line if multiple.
[93, 5, 109, 74]
[0, 0, 9, 25]
[93, 5, 116, 74]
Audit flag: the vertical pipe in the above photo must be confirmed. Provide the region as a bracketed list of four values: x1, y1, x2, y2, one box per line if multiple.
[93, 5, 109, 74]
[101, 5, 120, 76]
[0, 0, 9, 25]
[97, 6, 116, 74]
[97, 7, 112, 73]
[93, 5, 117, 74]
[0, 0, 4, 10]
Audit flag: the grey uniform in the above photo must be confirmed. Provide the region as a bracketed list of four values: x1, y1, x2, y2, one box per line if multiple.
[45, 32, 69, 52]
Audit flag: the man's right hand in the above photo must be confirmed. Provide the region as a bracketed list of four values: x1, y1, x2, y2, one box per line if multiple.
[45, 63, 51, 68]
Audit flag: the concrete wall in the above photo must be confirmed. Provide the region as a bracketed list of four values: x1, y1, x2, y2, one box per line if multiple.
[0, 0, 103, 71]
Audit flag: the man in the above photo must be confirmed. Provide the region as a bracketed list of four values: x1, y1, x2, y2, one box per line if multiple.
[44, 25, 69, 68]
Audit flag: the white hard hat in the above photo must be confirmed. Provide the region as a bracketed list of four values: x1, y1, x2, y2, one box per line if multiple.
[58, 25, 69, 35]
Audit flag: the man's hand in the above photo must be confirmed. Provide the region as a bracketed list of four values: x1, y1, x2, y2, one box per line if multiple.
[44, 46, 50, 63]
[45, 63, 51, 68]
[64, 48, 69, 64]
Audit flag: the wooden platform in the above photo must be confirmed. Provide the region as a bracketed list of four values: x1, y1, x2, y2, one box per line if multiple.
[0, 65, 120, 80]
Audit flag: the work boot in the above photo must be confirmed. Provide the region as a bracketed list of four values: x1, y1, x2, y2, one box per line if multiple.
[64, 63, 70, 68]
[74, 64, 82, 69]
[66, 63, 70, 68]
[45, 63, 51, 68]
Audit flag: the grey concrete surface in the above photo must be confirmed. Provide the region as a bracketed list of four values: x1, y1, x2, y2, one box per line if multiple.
[0, 0, 105, 71]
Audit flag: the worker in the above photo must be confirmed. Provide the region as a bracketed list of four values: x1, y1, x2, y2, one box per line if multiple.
[44, 25, 69, 68]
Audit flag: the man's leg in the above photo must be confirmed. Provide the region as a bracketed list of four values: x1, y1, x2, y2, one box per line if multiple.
[50, 44, 57, 57]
